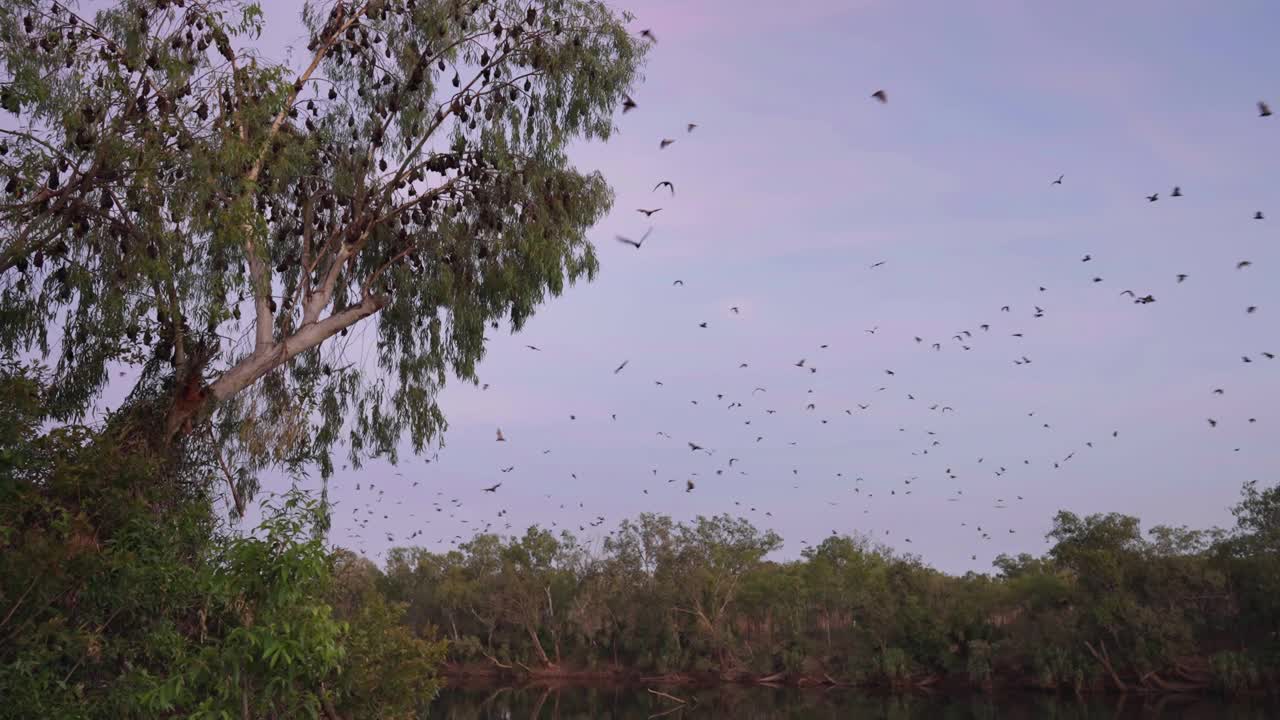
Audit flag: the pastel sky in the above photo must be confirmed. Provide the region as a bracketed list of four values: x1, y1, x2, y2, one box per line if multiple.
[193, 1, 1280, 571]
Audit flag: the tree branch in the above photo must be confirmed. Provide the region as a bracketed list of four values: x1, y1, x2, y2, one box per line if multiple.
[233, 4, 370, 351]
[213, 294, 386, 401]
[359, 244, 415, 299]
[646, 688, 687, 705]
[248, 2, 369, 185]
[166, 278, 186, 369]
[168, 292, 386, 437]
[299, 192, 315, 306]
[208, 424, 246, 517]
[303, 245, 352, 325]
[0, 577, 38, 632]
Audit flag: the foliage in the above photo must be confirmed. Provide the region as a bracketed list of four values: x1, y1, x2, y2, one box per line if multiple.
[877, 647, 912, 685]
[5, 355, 1280, 708]
[145, 492, 350, 718]
[378, 489, 1280, 692]
[0, 363, 445, 719]
[966, 640, 993, 685]
[1209, 651, 1260, 697]
[0, 0, 646, 504]
[329, 582, 448, 720]
[0, 2, 644, 708]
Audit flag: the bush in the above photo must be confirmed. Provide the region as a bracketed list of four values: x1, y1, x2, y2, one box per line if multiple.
[332, 592, 447, 719]
[1033, 646, 1090, 691]
[0, 365, 444, 718]
[966, 640, 993, 685]
[1209, 651, 1259, 696]
[878, 646, 912, 685]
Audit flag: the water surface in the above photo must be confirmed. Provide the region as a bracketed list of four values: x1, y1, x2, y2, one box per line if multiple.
[432, 685, 1275, 719]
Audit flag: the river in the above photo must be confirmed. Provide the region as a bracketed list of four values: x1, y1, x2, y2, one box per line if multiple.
[431, 684, 1276, 719]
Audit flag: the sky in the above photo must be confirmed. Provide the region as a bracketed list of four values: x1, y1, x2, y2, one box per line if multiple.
[111, 1, 1280, 572]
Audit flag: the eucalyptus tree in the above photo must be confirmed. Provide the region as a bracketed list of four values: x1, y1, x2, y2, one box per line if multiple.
[0, 0, 644, 509]
[668, 515, 782, 673]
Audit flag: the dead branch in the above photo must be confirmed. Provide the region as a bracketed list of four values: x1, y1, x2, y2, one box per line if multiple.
[648, 705, 685, 720]
[1084, 639, 1127, 691]
[479, 650, 512, 670]
[647, 688, 687, 705]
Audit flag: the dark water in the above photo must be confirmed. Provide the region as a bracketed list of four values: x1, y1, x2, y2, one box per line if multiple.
[431, 685, 1275, 720]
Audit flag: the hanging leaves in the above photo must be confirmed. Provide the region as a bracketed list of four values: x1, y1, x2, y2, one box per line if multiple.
[0, 0, 646, 492]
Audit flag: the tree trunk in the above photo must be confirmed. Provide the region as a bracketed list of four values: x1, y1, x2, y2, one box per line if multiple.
[1084, 640, 1127, 691]
[165, 296, 386, 438]
[241, 674, 251, 720]
[824, 606, 832, 649]
[320, 685, 346, 720]
[526, 624, 555, 667]
[529, 687, 551, 720]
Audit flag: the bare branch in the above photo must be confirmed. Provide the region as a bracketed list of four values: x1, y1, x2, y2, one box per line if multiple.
[208, 425, 247, 517]
[207, 293, 387, 407]
[303, 245, 353, 326]
[236, 3, 372, 351]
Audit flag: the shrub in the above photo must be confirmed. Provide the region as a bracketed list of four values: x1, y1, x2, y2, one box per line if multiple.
[1209, 651, 1259, 696]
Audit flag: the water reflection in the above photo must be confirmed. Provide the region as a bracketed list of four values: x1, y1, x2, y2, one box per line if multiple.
[431, 684, 1276, 720]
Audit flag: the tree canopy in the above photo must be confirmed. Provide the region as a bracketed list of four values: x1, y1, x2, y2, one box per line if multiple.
[371, 487, 1280, 693]
[0, 0, 645, 508]
[5, 358, 1280, 710]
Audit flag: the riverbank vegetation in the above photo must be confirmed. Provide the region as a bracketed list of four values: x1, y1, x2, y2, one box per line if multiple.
[376, 482, 1280, 696]
[8, 350, 1276, 716]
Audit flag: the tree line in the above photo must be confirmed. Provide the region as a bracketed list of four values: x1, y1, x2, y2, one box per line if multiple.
[5, 364, 1279, 718]
[376, 481, 1280, 695]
